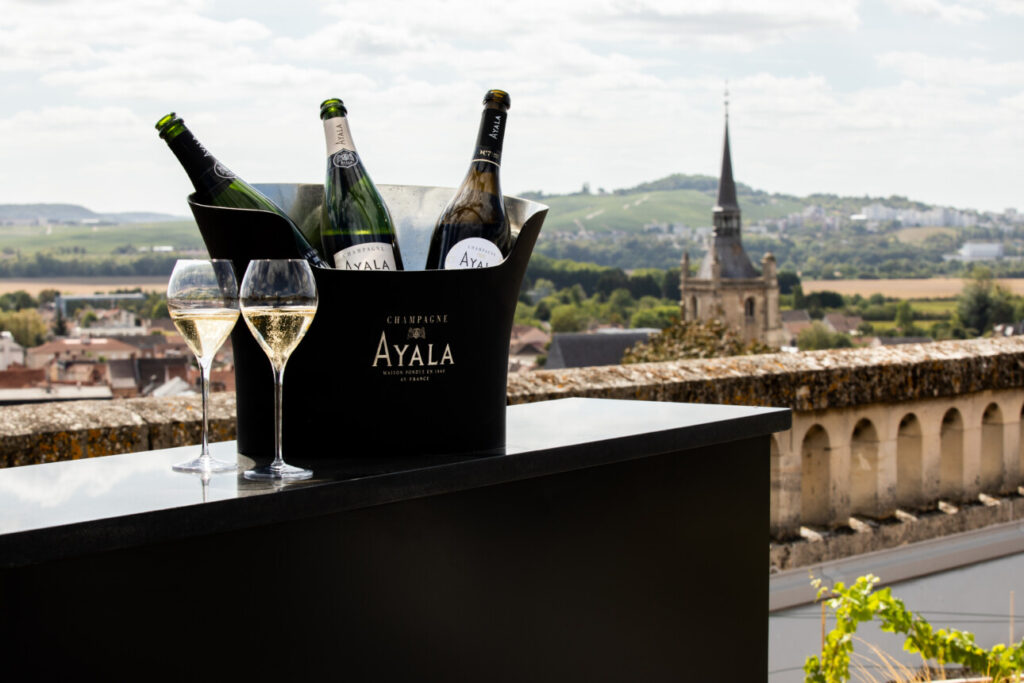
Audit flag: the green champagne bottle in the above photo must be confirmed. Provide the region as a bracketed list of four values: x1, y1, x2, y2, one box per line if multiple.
[425, 90, 512, 270]
[319, 98, 403, 271]
[155, 113, 329, 269]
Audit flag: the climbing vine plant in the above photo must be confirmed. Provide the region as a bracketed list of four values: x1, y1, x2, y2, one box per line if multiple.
[805, 574, 1024, 683]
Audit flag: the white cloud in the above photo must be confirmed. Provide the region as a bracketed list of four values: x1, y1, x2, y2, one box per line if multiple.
[877, 51, 1024, 88]
[884, 0, 987, 22]
[0, 0, 1021, 213]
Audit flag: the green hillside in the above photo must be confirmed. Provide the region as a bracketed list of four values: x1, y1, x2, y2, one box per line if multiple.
[0, 220, 204, 255]
[533, 188, 803, 233]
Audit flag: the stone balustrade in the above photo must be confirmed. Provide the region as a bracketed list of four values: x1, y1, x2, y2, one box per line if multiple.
[510, 337, 1024, 534]
[5, 337, 1024, 569]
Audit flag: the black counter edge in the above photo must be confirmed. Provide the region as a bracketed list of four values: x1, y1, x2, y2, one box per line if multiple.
[0, 406, 791, 568]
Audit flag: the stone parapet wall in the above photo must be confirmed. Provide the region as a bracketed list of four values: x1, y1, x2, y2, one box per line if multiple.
[3, 337, 1024, 469]
[0, 393, 235, 468]
[506, 337, 1024, 409]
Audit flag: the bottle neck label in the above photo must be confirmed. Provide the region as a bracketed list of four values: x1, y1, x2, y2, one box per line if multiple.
[333, 242, 397, 271]
[324, 116, 357, 156]
[444, 237, 504, 269]
[472, 106, 506, 166]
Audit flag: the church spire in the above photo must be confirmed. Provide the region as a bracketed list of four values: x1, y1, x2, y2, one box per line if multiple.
[696, 87, 757, 279]
[715, 87, 739, 211]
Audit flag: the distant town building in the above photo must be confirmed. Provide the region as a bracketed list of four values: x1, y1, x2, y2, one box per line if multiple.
[74, 308, 148, 337]
[823, 313, 864, 336]
[679, 108, 786, 347]
[0, 331, 24, 371]
[780, 310, 813, 347]
[26, 337, 139, 369]
[0, 365, 45, 389]
[943, 241, 1004, 262]
[509, 325, 551, 372]
[859, 203, 976, 228]
[107, 357, 190, 398]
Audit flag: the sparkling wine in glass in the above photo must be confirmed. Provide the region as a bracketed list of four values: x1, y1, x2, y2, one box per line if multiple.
[240, 259, 318, 481]
[167, 259, 240, 473]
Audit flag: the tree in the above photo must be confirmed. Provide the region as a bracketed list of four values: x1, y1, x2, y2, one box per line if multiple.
[956, 267, 1014, 335]
[531, 278, 555, 301]
[549, 304, 586, 332]
[0, 290, 37, 311]
[149, 298, 169, 320]
[622, 318, 773, 363]
[629, 306, 680, 329]
[894, 301, 920, 336]
[606, 288, 634, 320]
[54, 310, 68, 337]
[595, 269, 628, 298]
[777, 270, 801, 295]
[0, 310, 48, 347]
[792, 283, 806, 309]
[534, 300, 552, 322]
[661, 268, 681, 301]
[627, 273, 661, 299]
[37, 289, 60, 305]
[797, 322, 853, 351]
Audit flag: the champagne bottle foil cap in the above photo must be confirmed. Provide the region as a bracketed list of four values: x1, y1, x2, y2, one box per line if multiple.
[483, 90, 510, 109]
[320, 98, 348, 117]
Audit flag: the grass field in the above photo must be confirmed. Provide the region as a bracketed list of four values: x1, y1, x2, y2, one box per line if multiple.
[893, 226, 957, 245]
[910, 299, 957, 315]
[803, 278, 1024, 298]
[0, 277, 168, 296]
[0, 220, 202, 255]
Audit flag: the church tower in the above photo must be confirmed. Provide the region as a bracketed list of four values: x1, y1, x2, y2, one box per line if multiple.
[680, 96, 786, 347]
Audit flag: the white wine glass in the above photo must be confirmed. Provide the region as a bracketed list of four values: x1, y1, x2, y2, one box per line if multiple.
[167, 259, 240, 473]
[239, 259, 318, 481]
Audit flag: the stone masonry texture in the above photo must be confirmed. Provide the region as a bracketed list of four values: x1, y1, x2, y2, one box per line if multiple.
[0, 393, 236, 468]
[506, 337, 1024, 409]
[2, 337, 1023, 468]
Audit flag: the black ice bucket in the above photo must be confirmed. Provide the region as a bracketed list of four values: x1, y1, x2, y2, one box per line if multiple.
[189, 184, 547, 464]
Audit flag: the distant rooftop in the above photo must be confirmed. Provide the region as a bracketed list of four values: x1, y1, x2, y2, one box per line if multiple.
[545, 330, 655, 369]
[0, 385, 112, 405]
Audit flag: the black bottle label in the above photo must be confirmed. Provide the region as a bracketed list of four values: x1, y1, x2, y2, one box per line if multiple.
[168, 130, 233, 197]
[473, 107, 506, 165]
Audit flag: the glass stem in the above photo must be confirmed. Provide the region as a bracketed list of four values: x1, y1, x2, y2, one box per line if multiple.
[200, 358, 212, 460]
[271, 362, 286, 472]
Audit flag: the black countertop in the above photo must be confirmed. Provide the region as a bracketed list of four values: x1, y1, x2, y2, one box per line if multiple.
[0, 397, 789, 567]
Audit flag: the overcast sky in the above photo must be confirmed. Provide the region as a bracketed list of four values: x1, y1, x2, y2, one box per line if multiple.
[1, 0, 1021, 215]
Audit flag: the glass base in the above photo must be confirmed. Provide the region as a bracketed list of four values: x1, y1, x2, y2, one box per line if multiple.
[243, 462, 313, 481]
[172, 455, 238, 474]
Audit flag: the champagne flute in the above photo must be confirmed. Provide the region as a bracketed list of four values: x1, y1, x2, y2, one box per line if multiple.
[239, 259, 318, 481]
[167, 259, 240, 473]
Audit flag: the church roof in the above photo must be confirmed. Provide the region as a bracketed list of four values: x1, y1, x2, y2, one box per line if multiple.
[545, 331, 655, 369]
